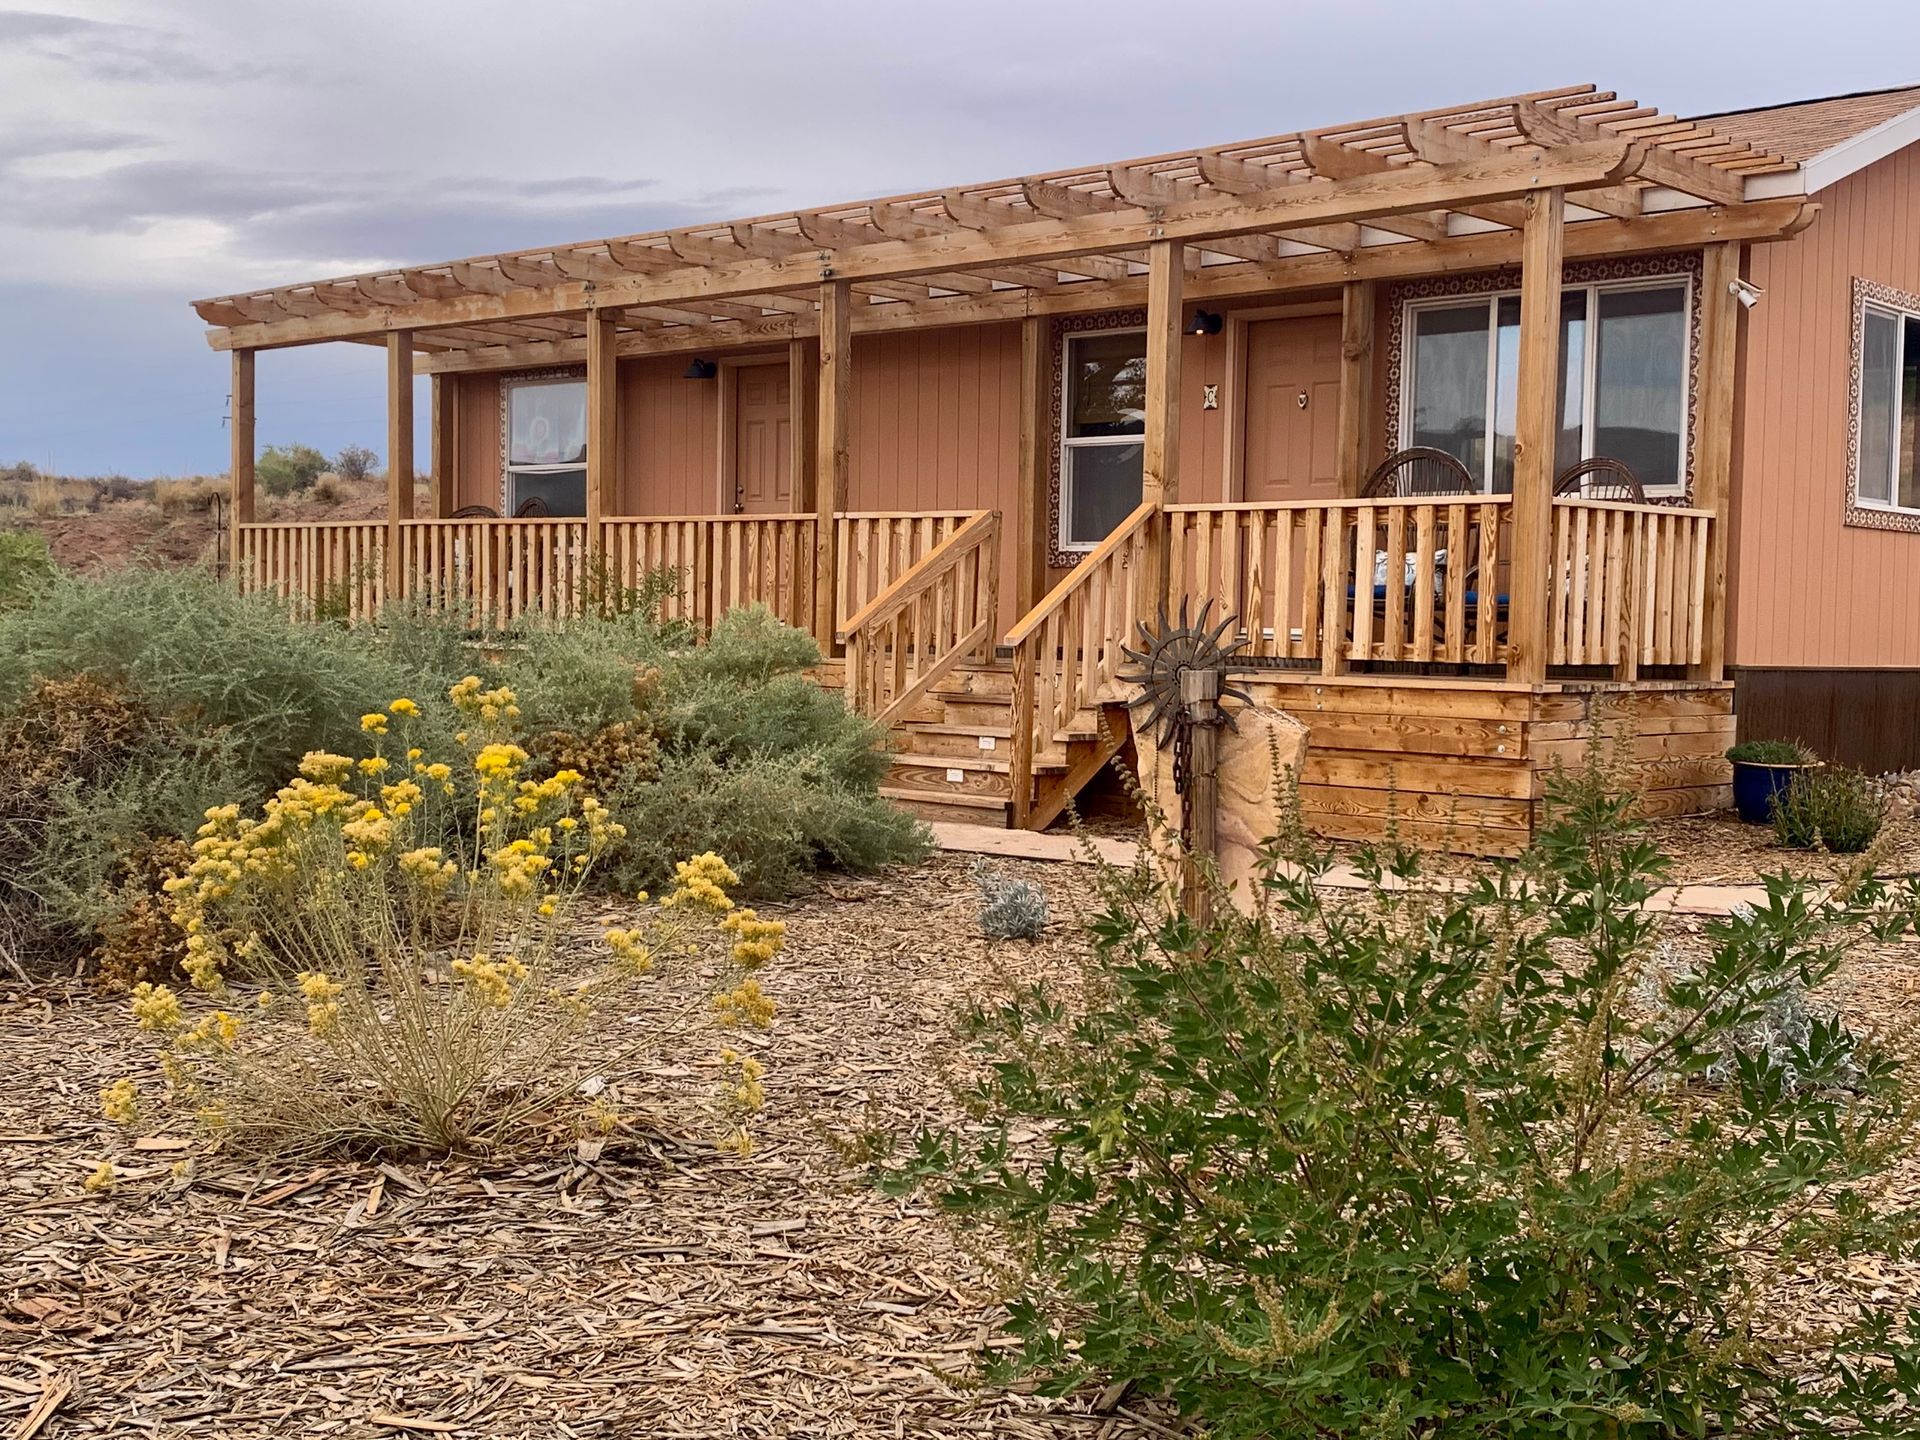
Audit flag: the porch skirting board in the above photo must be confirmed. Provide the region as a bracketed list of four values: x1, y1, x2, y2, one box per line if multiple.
[1232, 675, 1734, 858]
[1734, 667, 1920, 775]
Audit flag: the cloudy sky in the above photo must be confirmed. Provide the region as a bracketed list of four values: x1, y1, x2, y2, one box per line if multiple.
[2, 0, 1916, 478]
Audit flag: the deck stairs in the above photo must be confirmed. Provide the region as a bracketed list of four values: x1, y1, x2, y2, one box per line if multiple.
[818, 659, 1129, 829]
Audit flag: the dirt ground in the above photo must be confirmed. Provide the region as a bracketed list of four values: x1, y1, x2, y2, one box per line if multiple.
[0, 856, 1173, 1439]
[5, 850, 1918, 1438]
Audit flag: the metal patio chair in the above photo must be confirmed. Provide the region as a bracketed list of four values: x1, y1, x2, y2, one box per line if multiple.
[1361, 446, 1479, 498]
[1554, 456, 1646, 503]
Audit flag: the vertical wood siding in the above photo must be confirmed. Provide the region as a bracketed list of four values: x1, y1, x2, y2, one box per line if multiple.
[1734, 144, 1920, 669]
[850, 323, 1022, 620]
[452, 374, 500, 511]
[618, 355, 721, 515]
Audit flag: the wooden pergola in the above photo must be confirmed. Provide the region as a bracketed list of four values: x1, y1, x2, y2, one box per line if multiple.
[200, 84, 1815, 685]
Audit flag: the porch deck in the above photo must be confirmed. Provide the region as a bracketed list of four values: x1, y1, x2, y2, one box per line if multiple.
[235, 490, 1726, 850]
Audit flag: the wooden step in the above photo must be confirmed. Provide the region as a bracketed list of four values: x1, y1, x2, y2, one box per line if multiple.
[881, 789, 1014, 826]
[884, 758, 1014, 800]
[890, 724, 1014, 760]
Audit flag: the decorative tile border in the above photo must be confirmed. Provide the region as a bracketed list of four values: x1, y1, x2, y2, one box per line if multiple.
[1844, 276, 1920, 533]
[1381, 252, 1703, 504]
[1047, 308, 1146, 570]
[495, 366, 586, 513]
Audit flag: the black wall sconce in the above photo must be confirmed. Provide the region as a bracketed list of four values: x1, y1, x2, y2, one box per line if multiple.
[1184, 309, 1224, 337]
[683, 358, 718, 380]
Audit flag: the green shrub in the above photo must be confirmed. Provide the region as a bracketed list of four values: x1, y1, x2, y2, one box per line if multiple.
[887, 769, 1920, 1437]
[1773, 764, 1885, 853]
[0, 530, 55, 610]
[1726, 738, 1815, 765]
[0, 566, 440, 787]
[256, 443, 328, 496]
[610, 748, 926, 899]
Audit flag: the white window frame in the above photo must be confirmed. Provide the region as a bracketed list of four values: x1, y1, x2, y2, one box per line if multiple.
[1399, 275, 1694, 496]
[501, 375, 588, 514]
[1058, 327, 1147, 554]
[1854, 298, 1920, 514]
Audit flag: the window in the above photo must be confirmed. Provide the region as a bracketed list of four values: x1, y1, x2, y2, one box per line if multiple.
[505, 377, 587, 516]
[1405, 279, 1689, 493]
[1857, 302, 1920, 511]
[1060, 331, 1146, 549]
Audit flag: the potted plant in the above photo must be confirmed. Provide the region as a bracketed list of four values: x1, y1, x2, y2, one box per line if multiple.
[1725, 739, 1819, 824]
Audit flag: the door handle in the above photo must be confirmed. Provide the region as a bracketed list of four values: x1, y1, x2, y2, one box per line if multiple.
[1297, 390, 1309, 409]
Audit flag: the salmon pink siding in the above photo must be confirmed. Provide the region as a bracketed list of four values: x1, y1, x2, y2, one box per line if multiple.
[619, 356, 721, 515]
[1733, 142, 1920, 670]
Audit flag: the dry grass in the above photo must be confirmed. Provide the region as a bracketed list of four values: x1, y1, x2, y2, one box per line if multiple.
[152, 478, 226, 517]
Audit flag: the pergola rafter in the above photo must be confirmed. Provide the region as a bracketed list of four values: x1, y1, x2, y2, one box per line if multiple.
[196, 84, 1802, 360]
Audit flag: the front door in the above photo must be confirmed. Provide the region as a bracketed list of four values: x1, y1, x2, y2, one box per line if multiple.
[1241, 315, 1343, 502]
[732, 362, 792, 513]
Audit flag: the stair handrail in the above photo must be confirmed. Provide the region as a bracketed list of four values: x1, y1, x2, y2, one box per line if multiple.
[839, 508, 1001, 728]
[1006, 499, 1160, 827]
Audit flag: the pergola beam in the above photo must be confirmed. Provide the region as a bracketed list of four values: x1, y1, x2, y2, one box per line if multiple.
[204, 141, 1645, 350]
[407, 198, 1816, 374]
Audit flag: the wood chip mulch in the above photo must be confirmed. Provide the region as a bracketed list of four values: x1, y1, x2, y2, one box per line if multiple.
[6, 853, 1919, 1437]
[0, 855, 1177, 1439]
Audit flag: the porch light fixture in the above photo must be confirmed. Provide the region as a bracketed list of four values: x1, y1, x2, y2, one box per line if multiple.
[1185, 309, 1224, 337]
[683, 358, 718, 380]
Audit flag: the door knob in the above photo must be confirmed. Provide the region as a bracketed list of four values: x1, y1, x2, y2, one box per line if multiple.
[1297, 391, 1309, 409]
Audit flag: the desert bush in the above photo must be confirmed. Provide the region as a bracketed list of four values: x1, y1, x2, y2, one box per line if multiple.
[0, 676, 247, 965]
[332, 445, 378, 484]
[887, 767, 1920, 1437]
[309, 472, 347, 505]
[1773, 764, 1885, 853]
[153, 478, 224, 516]
[256, 443, 328, 496]
[0, 530, 55, 609]
[610, 748, 925, 899]
[92, 836, 193, 992]
[113, 682, 783, 1158]
[972, 859, 1049, 939]
[0, 566, 437, 786]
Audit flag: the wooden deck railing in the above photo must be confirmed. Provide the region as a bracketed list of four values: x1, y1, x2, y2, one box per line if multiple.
[1007, 500, 1159, 827]
[1169, 498, 1512, 668]
[398, 518, 590, 627]
[833, 511, 976, 633]
[839, 511, 1001, 727]
[1547, 498, 1712, 673]
[236, 520, 387, 622]
[599, 514, 817, 631]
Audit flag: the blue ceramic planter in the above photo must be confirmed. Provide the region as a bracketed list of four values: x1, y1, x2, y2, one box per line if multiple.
[1730, 761, 1810, 825]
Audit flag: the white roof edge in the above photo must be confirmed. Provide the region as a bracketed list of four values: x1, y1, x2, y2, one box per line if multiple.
[1739, 97, 1920, 200]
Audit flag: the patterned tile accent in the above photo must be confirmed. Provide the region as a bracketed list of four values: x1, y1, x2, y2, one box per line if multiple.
[1844, 276, 1920, 534]
[1381, 252, 1704, 504]
[1047, 308, 1147, 570]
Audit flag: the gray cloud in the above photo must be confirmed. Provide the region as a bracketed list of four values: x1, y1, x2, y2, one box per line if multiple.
[0, 6, 261, 83]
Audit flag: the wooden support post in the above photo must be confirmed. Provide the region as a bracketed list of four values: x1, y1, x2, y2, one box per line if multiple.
[1180, 667, 1220, 923]
[1691, 240, 1741, 681]
[1015, 315, 1050, 620]
[586, 307, 619, 537]
[228, 348, 255, 580]
[384, 331, 414, 598]
[1505, 189, 1564, 687]
[1336, 281, 1375, 496]
[1142, 238, 1183, 619]
[788, 337, 818, 512]
[814, 279, 851, 647]
[430, 374, 456, 518]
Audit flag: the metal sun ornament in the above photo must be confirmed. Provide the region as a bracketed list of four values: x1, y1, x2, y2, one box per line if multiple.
[1117, 598, 1255, 747]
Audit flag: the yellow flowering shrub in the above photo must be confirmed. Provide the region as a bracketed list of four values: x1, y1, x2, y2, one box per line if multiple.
[125, 681, 783, 1158]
